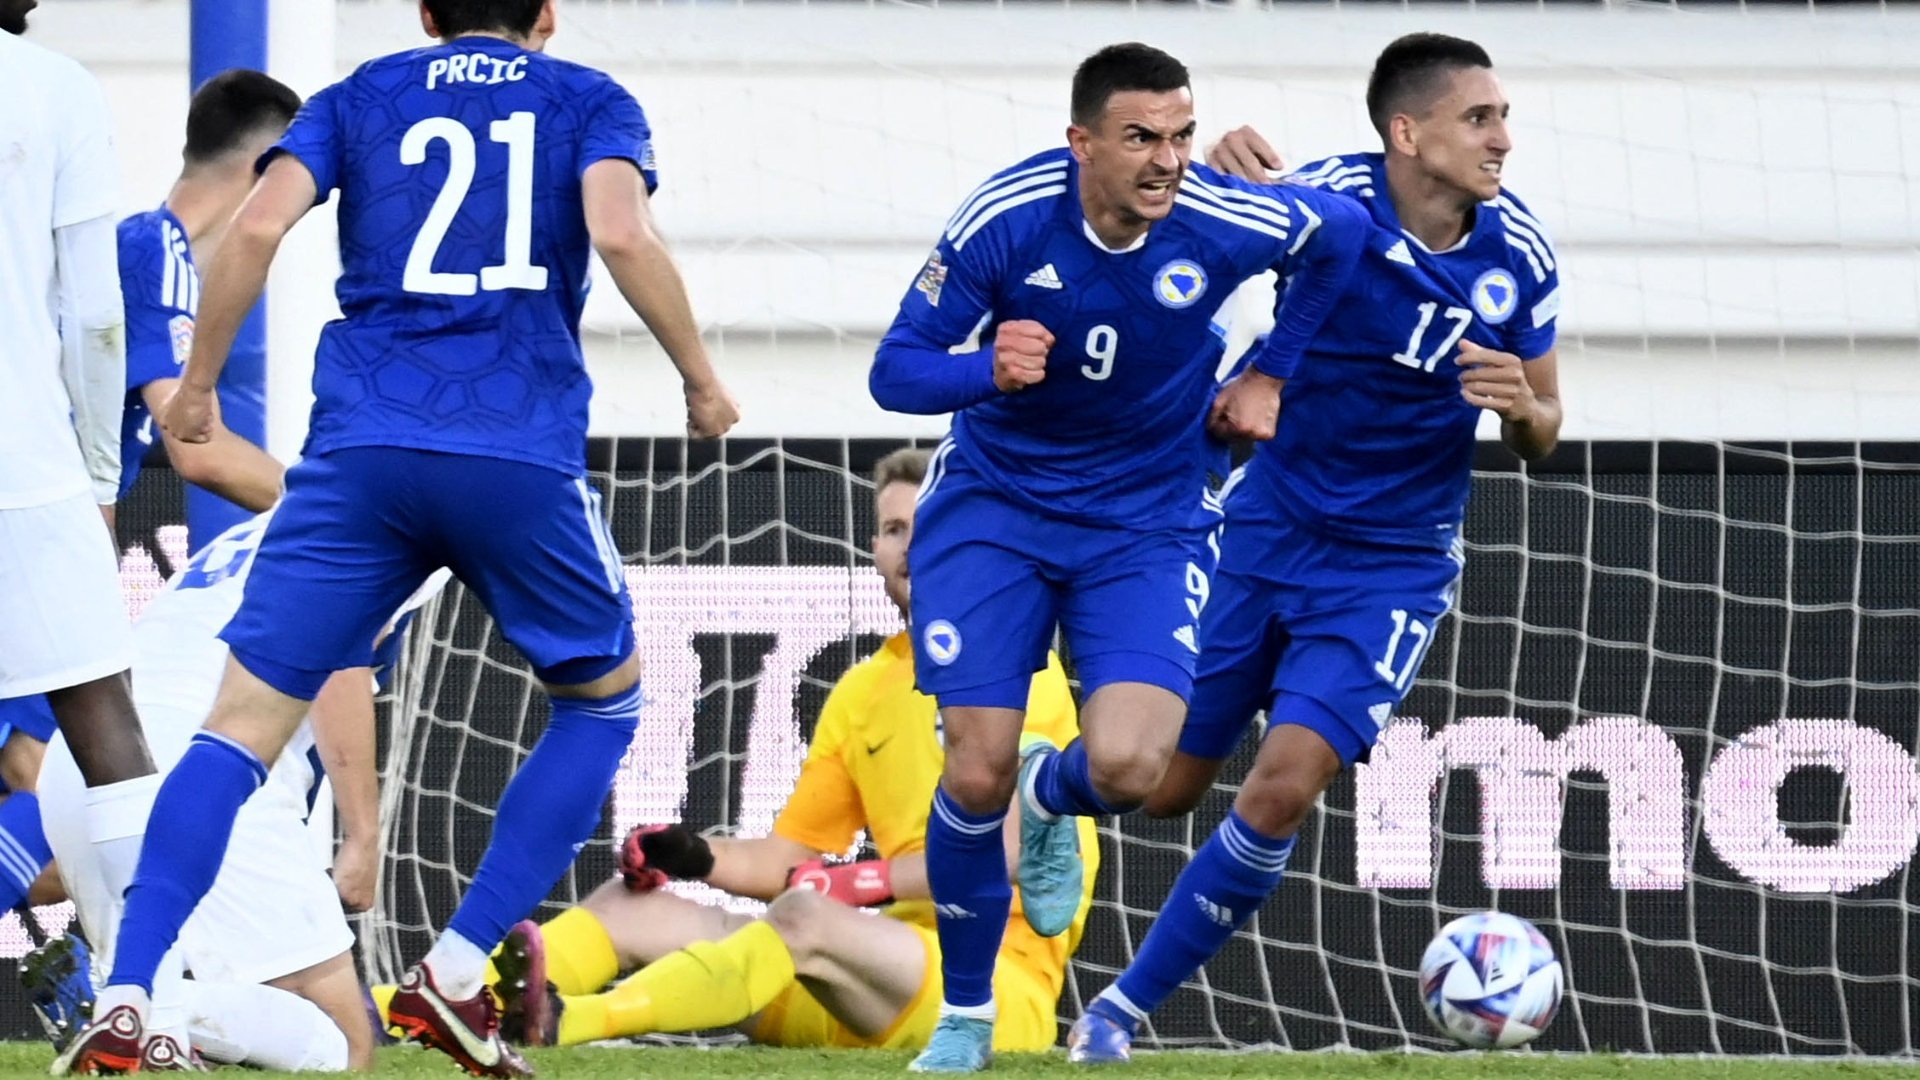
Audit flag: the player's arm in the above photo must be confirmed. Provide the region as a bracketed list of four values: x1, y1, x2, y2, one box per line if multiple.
[308, 666, 380, 913]
[870, 224, 1048, 414]
[138, 379, 284, 510]
[1460, 344, 1562, 460]
[581, 159, 738, 439]
[55, 214, 128, 507]
[161, 155, 317, 445]
[1211, 189, 1370, 441]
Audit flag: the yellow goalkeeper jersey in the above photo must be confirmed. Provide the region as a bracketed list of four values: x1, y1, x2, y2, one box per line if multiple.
[771, 632, 1098, 978]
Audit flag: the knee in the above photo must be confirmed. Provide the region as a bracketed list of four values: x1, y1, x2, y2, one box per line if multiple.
[0, 734, 45, 794]
[1086, 748, 1166, 811]
[941, 753, 1015, 815]
[763, 889, 831, 969]
[1233, 765, 1326, 838]
[1143, 776, 1208, 819]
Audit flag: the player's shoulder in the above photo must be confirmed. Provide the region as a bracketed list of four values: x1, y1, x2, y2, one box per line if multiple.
[834, 632, 913, 700]
[0, 32, 98, 90]
[1283, 152, 1384, 197]
[940, 147, 1072, 254]
[1179, 160, 1362, 247]
[1480, 184, 1558, 287]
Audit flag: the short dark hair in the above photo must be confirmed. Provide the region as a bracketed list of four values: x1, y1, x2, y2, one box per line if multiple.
[1070, 43, 1190, 128]
[1365, 33, 1494, 140]
[424, 0, 545, 40]
[873, 447, 930, 492]
[184, 70, 302, 166]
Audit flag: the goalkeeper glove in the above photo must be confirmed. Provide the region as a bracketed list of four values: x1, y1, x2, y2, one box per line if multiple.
[785, 858, 895, 907]
[620, 824, 715, 892]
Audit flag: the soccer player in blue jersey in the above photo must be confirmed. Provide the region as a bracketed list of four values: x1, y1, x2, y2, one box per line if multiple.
[57, 1, 739, 1075]
[868, 42, 1371, 1072]
[1065, 34, 1564, 1063]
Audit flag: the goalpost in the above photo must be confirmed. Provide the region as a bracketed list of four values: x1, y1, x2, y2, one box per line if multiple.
[64, 0, 1917, 1058]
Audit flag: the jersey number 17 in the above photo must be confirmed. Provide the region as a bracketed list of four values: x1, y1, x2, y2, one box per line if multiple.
[400, 112, 549, 296]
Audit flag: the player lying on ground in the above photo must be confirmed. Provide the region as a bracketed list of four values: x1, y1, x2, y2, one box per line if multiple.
[372, 448, 1098, 1054]
[0, 0, 165, 966]
[46, 511, 446, 1070]
[59, 0, 739, 1075]
[1066, 33, 1564, 1063]
[0, 72, 303, 1014]
[868, 41, 1370, 1072]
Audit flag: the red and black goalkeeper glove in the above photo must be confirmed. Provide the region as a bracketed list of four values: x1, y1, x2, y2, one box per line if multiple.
[620, 824, 716, 893]
[785, 858, 895, 907]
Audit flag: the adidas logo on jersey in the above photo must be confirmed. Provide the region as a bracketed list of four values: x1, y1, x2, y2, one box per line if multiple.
[1023, 263, 1064, 289]
[1386, 240, 1416, 266]
[1193, 893, 1234, 928]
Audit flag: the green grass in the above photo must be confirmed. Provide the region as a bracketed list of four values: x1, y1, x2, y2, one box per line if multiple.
[0, 1043, 1912, 1079]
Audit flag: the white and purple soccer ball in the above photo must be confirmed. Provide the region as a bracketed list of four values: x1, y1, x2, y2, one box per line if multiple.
[1418, 911, 1563, 1049]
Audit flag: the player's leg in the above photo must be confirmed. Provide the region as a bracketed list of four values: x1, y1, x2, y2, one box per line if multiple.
[65, 450, 431, 1070]
[1073, 545, 1462, 1062]
[905, 462, 1058, 1072]
[183, 980, 351, 1072]
[387, 457, 637, 1074]
[265, 954, 375, 1070]
[0, 703, 58, 914]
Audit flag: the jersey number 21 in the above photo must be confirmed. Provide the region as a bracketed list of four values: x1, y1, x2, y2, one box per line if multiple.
[400, 112, 548, 296]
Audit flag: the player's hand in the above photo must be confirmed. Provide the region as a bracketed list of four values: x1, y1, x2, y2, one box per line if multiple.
[1206, 367, 1284, 442]
[1206, 126, 1286, 183]
[620, 823, 715, 890]
[685, 380, 741, 440]
[160, 382, 220, 445]
[1456, 340, 1535, 420]
[333, 834, 379, 913]
[785, 858, 895, 907]
[992, 320, 1053, 393]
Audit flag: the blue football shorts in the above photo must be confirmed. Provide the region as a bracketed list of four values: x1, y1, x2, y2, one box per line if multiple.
[221, 447, 636, 699]
[1176, 507, 1463, 767]
[906, 448, 1219, 709]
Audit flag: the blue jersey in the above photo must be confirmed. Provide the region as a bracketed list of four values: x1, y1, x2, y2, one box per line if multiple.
[1245, 152, 1562, 550]
[115, 206, 199, 498]
[876, 149, 1368, 531]
[266, 37, 658, 475]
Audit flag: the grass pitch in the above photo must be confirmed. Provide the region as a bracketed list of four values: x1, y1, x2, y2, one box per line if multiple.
[0, 1042, 1910, 1079]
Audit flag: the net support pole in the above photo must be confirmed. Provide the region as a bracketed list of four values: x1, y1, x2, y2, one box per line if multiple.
[186, 0, 268, 549]
[263, 0, 336, 466]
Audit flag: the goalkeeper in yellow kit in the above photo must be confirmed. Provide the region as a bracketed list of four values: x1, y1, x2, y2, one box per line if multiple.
[379, 447, 1097, 1052]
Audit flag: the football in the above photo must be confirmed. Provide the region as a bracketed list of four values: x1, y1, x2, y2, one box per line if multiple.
[1419, 912, 1564, 1049]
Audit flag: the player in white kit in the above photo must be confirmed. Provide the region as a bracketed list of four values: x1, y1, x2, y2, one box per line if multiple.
[42, 511, 445, 1071]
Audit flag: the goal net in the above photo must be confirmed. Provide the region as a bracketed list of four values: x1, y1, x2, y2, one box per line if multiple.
[127, 0, 1917, 1059]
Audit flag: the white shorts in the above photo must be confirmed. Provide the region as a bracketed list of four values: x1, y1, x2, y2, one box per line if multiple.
[40, 718, 352, 987]
[0, 493, 132, 696]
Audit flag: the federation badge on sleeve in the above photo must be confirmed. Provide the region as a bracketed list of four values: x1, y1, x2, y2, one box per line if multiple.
[1153, 259, 1207, 309]
[914, 250, 948, 307]
[168, 314, 195, 366]
[1470, 268, 1518, 325]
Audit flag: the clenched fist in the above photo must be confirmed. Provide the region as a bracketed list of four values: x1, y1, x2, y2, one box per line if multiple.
[993, 320, 1053, 393]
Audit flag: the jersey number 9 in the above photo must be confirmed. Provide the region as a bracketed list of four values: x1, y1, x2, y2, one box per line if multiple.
[1082, 324, 1118, 381]
[400, 112, 549, 296]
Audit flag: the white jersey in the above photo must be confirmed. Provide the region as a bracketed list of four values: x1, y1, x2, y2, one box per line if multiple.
[0, 33, 120, 508]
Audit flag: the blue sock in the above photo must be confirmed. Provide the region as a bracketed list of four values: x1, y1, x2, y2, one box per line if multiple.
[446, 683, 642, 953]
[1100, 809, 1294, 1027]
[1030, 738, 1128, 818]
[926, 787, 1011, 1010]
[109, 733, 267, 992]
[0, 792, 52, 909]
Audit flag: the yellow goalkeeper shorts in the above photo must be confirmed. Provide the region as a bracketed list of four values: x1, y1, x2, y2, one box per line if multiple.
[748, 922, 1059, 1052]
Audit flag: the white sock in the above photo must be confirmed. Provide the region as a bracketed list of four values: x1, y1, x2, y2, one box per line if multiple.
[422, 931, 490, 1000]
[939, 999, 997, 1022]
[92, 985, 150, 1025]
[184, 981, 350, 1071]
[83, 774, 160, 898]
[148, 947, 190, 1046]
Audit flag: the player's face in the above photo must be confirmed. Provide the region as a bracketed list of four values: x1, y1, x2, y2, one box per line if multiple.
[0, 0, 37, 35]
[872, 480, 916, 618]
[1413, 67, 1512, 203]
[1070, 88, 1196, 228]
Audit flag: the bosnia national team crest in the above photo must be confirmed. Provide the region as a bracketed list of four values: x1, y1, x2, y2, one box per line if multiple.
[1153, 259, 1207, 309]
[168, 314, 195, 366]
[1470, 268, 1519, 325]
[923, 619, 962, 666]
[915, 250, 948, 307]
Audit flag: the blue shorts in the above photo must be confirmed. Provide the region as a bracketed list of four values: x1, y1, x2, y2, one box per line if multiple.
[906, 451, 1218, 709]
[1177, 509, 1462, 767]
[0, 695, 57, 747]
[222, 447, 636, 699]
